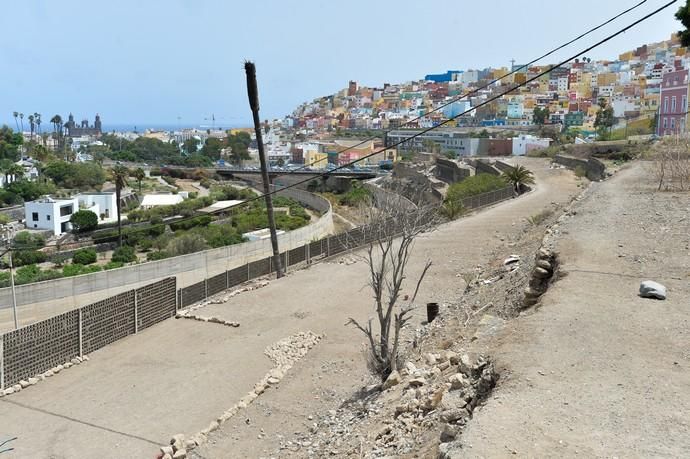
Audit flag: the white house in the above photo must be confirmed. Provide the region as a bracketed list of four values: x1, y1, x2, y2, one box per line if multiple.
[512, 135, 551, 156]
[24, 197, 79, 235]
[76, 192, 118, 222]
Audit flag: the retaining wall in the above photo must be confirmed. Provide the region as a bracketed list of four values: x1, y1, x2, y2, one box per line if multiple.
[553, 154, 606, 181]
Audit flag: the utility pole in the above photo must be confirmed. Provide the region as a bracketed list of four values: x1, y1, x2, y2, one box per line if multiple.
[8, 250, 17, 330]
[245, 61, 284, 278]
[1, 225, 18, 329]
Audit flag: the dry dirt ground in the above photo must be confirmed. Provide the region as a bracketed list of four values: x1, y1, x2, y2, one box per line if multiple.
[0, 158, 581, 458]
[450, 161, 690, 458]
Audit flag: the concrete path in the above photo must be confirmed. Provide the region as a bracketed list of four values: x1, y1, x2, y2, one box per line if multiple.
[453, 162, 690, 458]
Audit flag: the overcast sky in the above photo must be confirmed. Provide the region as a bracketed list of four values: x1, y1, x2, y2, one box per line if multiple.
[0, 0, 682, 127]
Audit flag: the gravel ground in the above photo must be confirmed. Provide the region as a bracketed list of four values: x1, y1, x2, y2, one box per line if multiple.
[451, 161, 690, 458]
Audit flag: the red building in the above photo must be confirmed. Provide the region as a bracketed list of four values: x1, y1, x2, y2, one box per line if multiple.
[658, 69, 689, 136]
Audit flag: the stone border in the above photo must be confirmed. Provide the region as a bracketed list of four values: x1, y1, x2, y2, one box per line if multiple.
[159, 331, 322, 456]
[0, 355, 89, 397]
[174, 312, 240, 328]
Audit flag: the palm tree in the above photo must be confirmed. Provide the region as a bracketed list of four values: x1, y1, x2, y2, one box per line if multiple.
[12, 112, 19, 131]
[7, 163, 25, 183]
[111, 165, 129, 246]
[35, 113, 41, 135]
[132, 167, 146, 193]
[502, 164, 535, 195]
[28, 114, 35, 141]
[19, 113, 24, 132]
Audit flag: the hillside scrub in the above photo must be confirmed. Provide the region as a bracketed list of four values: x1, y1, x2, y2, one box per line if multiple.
[446, 173, 507, 203]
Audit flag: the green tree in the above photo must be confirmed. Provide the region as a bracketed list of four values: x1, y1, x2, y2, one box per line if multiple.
[70, 210, 99, 232]
[110, 165, 129, 246]
[132, 167, 146, 193]
[676, 1, 690, 47]
[533, 107, 550, 125]
[182, 138, 199, 155]
[0, 125, 23, 162]
[201, 137, 223, 160]
[501, 165, 535, 194]
[594, 98, 615, 140]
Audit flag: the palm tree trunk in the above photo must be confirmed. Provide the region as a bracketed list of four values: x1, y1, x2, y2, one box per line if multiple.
[116, 187, 122, 246]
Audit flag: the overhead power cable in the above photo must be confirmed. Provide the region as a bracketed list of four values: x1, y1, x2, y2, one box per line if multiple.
[273, 0, 649, 174]
[3, 0, 675, 252]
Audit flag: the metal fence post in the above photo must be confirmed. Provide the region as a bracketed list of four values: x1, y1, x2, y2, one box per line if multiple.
[285, 251, 289, 273]
[0, 335, 4, 391]
[78, 308, 83, 357]
[306, 242, 311, 265]
[134, 290, 139, 334]
[326, 237, 331, 257]
[226, 270, 230, 289]
[204, 278, 209, 299]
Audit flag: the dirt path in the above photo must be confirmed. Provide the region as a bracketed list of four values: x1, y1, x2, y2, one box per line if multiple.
[0, 159, 580, 458]
[451, 161, 690, 458]
[191, 158, 581, 458]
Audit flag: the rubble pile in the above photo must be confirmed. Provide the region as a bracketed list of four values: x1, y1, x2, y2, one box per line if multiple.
[286, 352, 497, 458]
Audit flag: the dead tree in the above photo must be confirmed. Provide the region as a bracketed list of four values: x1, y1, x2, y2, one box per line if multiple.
[652, 137, 690, 191]
[345, 185, 439, 381]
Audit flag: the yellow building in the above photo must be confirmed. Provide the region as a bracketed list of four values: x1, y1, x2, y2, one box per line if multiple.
[597, 73, 617, 87]
[619, 51, 634, 61]
[304, 150, 328, 169]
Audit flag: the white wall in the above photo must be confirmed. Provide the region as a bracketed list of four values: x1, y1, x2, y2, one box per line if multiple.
[24, 198, 78, 235]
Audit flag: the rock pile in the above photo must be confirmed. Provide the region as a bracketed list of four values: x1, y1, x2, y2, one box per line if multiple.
[0, 355, 89, 397]
[299, 352, 497, 458]
[159, 433, 193, 459]
[180, 279, 270, 314]
[522, 247, 558, 308]
[174, 311, 240, 328]
[161, 331, 322, 455]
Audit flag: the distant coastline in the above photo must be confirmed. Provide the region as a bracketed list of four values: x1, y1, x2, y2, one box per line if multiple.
[104, 123, 250, 133]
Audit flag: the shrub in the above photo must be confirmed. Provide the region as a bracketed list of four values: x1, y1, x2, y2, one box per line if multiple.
[147, 251, 170, 261]
[0, 214, 10, 225]
[170, 215, 213, 232]
[162, 176, 177, 186]
[440, 200, 465, 220]
[148, 215, 167, 236]
[103, 261, 125, 270]
[63, 263, 102, 277]
[14, 264, 42, 285]
[72, 248, 97, 265]
[13, 231, 45, 248]
[12, 250, 47, 267]
[167, 233, 208, 256]
[446, 174, 507, 202]
[111, 245, 137, 263]
[70, 210, 99, 233]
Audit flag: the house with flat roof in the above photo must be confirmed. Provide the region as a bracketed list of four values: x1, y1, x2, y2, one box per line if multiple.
[24, 197, 79, 235]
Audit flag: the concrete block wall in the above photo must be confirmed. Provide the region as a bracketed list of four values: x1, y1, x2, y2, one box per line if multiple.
[0, 277, 176, 389]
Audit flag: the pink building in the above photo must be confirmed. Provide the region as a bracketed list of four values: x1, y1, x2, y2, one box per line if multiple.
[658, 68, 689, 136]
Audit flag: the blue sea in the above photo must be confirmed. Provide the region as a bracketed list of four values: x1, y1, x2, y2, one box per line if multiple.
[105, 123, 250, 133]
